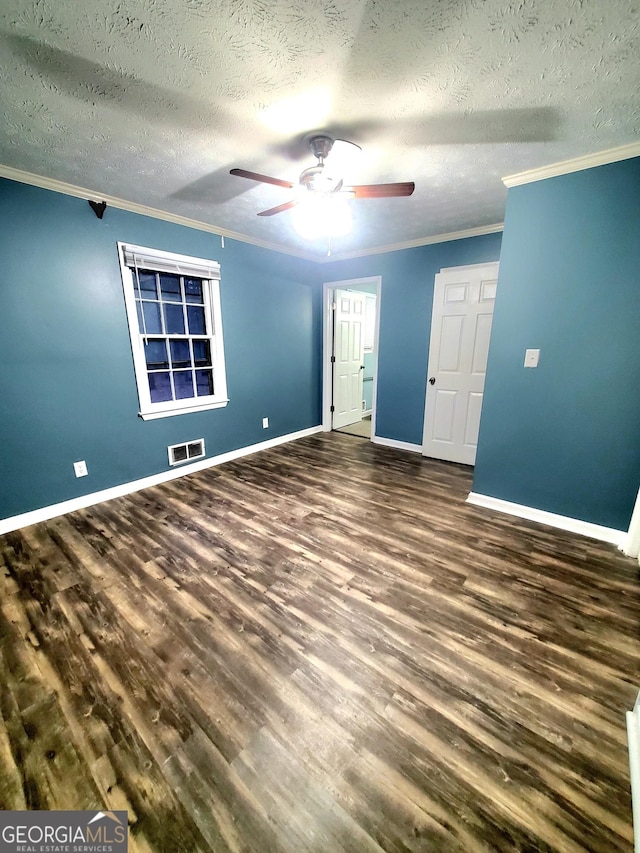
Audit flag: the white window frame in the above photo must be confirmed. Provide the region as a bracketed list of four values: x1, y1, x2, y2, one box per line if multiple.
[118, 242, 228, 420]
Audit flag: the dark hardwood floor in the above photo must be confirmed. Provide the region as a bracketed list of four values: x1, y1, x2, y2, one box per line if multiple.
[1, 432, 639, 852]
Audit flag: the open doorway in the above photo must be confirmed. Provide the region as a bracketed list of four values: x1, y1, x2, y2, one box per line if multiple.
[322, 276, 381, 440]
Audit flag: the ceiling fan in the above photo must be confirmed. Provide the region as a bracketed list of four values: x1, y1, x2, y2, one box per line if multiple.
[230, 135, 415, 217]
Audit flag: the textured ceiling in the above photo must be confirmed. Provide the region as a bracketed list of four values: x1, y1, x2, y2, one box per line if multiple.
[1, 0, 639, 259]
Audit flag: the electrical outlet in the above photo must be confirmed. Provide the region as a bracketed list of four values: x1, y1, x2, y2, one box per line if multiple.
[262, 417, 269, 429]
[74, 460, 88, 477]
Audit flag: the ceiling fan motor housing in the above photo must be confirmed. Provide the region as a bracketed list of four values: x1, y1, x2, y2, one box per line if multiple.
[308, 135, 334, 162]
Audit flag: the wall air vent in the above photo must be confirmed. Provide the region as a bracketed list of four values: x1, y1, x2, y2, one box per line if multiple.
[168, 438, 205, 466]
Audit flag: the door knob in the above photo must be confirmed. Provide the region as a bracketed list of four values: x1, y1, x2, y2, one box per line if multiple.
[429, 377, 436, 385]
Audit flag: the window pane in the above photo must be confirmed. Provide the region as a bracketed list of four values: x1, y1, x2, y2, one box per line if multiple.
[195, 369, 214, 397]
[174, 370, 195, 399]
[144, 339, 169, 369]
[193, 340, 211, 367]
[159, 273, 182, 302]
[137, 270, 157, 295]
[142, 301, 162, 334]
[164, 303, 185, 334]
[170, 339, 191, 369]
[149, 371, 172, 402]
[187, 305, 206, 335]
[184, 278, 203, 303]
[124, 246, 226, 417]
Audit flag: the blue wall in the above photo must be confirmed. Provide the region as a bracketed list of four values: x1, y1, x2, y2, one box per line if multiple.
[13, 162, 634, 533]
[323, 233, 503, 445]
[473, 158, 640, 531]
[0, 179, 321, 520]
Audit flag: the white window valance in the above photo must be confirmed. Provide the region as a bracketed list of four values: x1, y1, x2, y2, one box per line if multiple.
[121, 244, 221, 280]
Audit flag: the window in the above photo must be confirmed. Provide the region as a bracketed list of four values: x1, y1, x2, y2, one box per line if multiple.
[118, 243, 228, 420]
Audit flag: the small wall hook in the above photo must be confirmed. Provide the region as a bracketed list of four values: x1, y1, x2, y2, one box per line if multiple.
[88, 200, 107, 219]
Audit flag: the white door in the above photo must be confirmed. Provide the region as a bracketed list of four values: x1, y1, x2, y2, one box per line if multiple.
[422, 263, 499, 465]
[333, 289, 365, 429]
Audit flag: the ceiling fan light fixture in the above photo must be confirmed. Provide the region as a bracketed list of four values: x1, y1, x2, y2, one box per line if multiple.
[293, 194, 352, 240]
[231, 133, 413, 223]
[300, 164, 342, 194]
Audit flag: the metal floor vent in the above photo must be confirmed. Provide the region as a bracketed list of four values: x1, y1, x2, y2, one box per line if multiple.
[168, 438, 205, 466]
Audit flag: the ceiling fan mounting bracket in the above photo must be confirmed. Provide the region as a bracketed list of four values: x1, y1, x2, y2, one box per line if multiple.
[308, 135, 334, 163]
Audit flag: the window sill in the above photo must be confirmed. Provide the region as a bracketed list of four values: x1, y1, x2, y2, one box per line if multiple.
[139, 399, 229, 420]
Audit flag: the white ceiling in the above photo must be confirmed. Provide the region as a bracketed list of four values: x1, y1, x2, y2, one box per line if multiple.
[1, 0, 639, 260]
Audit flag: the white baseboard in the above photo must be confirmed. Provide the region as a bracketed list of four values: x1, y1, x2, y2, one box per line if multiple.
[466, 492, 626, 547]
[0, 425, 323, 535]
[372, 436, 422, 454]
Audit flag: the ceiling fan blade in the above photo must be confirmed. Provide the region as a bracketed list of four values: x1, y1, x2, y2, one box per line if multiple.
[230, 168, 294, 189]
[345, 182, 415, 198]
[257, 200, 298, 217]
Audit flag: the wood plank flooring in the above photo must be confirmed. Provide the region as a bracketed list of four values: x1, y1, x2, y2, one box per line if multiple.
[1, 431, 639, 852]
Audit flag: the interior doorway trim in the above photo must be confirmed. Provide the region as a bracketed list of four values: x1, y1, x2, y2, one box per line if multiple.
[322, 276, 381, 435]
[622, 486, 640, 559]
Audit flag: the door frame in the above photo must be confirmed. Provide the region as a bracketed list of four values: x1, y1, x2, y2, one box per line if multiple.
[623, 486, 640, 560]
[322, 276, 381, 435]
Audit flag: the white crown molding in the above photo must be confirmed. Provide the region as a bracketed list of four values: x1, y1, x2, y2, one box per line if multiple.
[0, 163, 505, 265]
[318, 223, 505, 263]
[0, 425, 322, 535]
[466, 492, 626, 547]
[0, 164, 319, 262]
[503, 141, 640, 188]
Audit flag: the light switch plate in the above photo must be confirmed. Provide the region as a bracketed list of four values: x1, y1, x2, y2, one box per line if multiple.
[524, 348, 540, 368]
